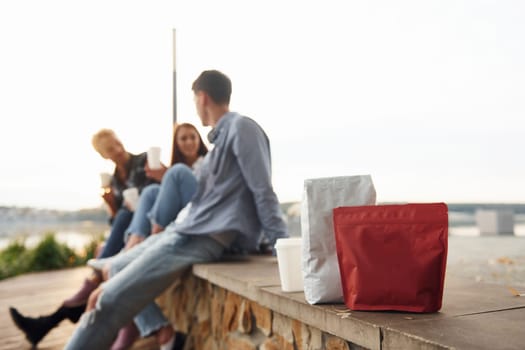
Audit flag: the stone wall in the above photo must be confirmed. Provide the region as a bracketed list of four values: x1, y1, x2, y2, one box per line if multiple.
[157, 270, 366, 350]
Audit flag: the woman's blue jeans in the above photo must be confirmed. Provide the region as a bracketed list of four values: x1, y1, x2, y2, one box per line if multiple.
[64, 231, 225, 350]
[125, 164, 198, 240]
[97, 207, 133, 259]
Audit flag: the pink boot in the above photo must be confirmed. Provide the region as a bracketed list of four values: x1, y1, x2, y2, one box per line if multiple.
[62, 278, 100, 307]
[111, 322, 140, 350]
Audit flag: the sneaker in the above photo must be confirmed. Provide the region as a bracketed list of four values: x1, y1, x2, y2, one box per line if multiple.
[87, 256, 114, 271]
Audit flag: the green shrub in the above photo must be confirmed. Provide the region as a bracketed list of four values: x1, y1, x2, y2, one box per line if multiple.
[0, 232, 106, 280]
[27, 233, 78, 271]
[0, 239, 30, 280]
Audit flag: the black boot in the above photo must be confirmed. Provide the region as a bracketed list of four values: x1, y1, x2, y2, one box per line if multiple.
[59, 304, 86, 323]
[8, 304, 85, 347]
[173, 331, 187, 350]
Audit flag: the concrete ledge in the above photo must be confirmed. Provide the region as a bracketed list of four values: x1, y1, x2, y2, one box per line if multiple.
[192, 256, 525, 350]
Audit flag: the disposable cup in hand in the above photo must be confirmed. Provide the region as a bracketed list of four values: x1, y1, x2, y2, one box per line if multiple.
[99, 172, 112, 188]
[122, 187, 139, 212]
[275, 237, 304, 292]
[147, 147, 161, 170]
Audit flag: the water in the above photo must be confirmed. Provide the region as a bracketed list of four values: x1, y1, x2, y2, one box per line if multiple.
[0, 221, 108, 252]
[1, 215, 524, 288]
[4, 216, 523, 255]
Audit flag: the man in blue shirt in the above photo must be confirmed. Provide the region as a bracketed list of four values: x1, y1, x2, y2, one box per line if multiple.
[64, 70, 288, 349]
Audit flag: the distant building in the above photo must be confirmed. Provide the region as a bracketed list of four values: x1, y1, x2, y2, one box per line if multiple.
[475, 209, 514, 235]
[286, 202, 302, 237]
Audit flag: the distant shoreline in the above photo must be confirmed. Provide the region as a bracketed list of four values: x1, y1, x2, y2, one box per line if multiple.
[0, 220, 108, 251]
[2, 203, 525, 248]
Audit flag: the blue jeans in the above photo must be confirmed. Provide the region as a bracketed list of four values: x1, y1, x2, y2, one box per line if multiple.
[125, 164, 198, 240]
[64, 230, 225, 349]
[98, 207, 133, 259]
[120, 164, 198, 337]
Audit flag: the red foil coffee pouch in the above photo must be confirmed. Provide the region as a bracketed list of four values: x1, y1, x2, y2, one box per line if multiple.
[333, 203, 448, 312]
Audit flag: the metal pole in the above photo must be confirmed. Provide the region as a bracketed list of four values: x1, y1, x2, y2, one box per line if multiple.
[172, 29, 177, 124]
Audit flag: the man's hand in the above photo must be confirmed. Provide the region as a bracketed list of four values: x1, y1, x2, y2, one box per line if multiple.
[87, 287, 103, 311]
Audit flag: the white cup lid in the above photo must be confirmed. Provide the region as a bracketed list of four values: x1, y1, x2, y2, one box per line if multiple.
[275, 237, 302, 248]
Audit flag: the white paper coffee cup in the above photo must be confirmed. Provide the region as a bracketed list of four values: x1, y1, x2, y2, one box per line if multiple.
[147, 147, 162, 170]
[99, 172, 112, 188]
[275, 237, 304, 292]
[122, 187, 139, 211]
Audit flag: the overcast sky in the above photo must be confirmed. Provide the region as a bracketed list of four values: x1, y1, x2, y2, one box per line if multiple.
[0, 0, 524, 210]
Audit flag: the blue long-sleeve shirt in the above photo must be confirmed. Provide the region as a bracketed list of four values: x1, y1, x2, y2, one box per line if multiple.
[174, 112, 288, 251]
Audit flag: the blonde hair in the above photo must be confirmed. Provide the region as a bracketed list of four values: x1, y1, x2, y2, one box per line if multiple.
[92, 128, 119, 154]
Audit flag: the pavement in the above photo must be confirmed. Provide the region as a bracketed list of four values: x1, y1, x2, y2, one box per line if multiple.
[447, 235, 525, 288]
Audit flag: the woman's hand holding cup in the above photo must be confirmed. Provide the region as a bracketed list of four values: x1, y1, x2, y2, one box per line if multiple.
[145, 163, 168, 182]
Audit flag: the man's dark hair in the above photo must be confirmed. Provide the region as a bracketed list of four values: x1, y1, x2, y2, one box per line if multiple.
[192, 70, 232, 104]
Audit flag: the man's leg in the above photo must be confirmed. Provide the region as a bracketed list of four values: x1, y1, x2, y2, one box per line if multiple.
[64, 232, 225, 350]
[133, 303, 170, 337]
[111, 234, 172, 340]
